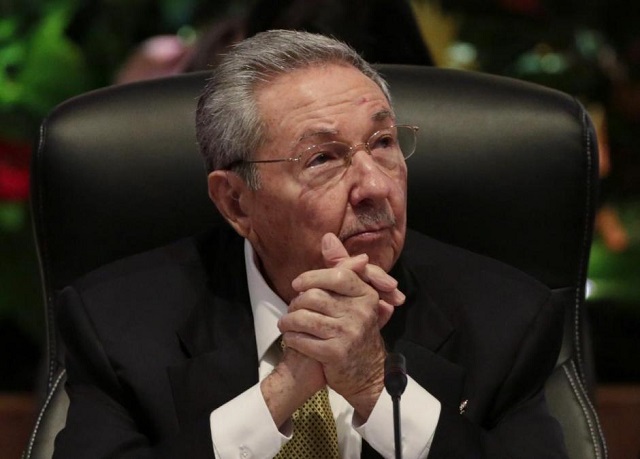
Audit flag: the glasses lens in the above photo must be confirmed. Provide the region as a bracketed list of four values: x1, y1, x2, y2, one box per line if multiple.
[296, 125, 418, 187]
[396, 126, 417, 160]
[298, 141, 350, 186]
[368, 125, 417, 167]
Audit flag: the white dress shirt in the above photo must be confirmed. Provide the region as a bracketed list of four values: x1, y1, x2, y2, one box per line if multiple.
[210, 240, 441, 459]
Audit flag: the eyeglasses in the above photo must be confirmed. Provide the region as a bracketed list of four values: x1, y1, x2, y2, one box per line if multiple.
[228, 124, 419, 187]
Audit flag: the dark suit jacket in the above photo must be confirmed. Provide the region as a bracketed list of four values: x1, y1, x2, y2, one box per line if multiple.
[53, 225, 568, 458]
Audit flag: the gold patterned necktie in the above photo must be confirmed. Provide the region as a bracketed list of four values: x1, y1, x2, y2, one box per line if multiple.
[275, 339, 339, 458]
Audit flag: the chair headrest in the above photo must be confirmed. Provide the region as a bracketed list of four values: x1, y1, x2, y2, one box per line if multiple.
[32, 65, 597, 293]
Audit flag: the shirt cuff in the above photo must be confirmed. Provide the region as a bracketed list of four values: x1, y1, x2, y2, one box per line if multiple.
[355, 375, 441, 459]
[210, 382, 288, 459]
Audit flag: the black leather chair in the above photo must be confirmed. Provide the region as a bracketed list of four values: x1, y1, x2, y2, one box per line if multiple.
[24, 65, 607, 458]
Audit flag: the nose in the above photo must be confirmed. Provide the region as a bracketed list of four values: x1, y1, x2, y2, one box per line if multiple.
[346, 147, 393, 205]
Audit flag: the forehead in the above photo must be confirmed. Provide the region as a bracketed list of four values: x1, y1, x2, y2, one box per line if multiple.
[255, 64, 391, 139]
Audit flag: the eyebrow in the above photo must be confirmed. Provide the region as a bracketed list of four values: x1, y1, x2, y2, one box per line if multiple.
[372, 109, 394, 122]
[297, 110, 396, 144]
[299, 129, 338, 142]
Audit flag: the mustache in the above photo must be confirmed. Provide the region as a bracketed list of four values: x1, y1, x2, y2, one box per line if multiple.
[338, 205, 397, 241]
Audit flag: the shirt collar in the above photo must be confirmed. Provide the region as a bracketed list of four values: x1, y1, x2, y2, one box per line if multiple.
[244, 239, 288, 361]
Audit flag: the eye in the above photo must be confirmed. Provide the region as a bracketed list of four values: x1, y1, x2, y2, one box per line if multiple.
[303, 143, 346, 168]
[371, 132, 398, 150]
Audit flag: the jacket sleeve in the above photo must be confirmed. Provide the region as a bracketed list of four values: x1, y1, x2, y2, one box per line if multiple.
[428, 294, 568, 459]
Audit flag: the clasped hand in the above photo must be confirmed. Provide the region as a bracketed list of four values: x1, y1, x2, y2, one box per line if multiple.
[278, 233, 405, 419]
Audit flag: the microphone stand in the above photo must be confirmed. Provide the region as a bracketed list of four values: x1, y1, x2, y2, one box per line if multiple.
[384, 353, 408, 459]
[391, 393, 402, 459]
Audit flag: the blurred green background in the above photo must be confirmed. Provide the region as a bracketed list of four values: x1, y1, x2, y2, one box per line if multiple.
[1, 0, 639, 391]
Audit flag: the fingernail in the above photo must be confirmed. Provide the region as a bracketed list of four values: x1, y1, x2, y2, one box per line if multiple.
[394, 289, 406, 305]
[379, 275, 397, 289]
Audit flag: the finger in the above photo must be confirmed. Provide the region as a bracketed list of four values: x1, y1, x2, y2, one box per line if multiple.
[292, 267, 371, 298]
[333, 253, 369, 273]
[322, 233, 401, 299]
[343, 262, 404, 306]
[358, 263, 397, 291]
[288, 287, 341, 316]
[280, 314, 344, 365]
[282, 330, 335, 364]
[321, 232, 350, 267]
[279, 308, 338, 341]
[378, 288, 406, 308]
[377, 300, 395, 328]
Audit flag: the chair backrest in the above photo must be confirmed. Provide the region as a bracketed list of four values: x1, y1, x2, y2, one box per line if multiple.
[26, 65, 607, 458]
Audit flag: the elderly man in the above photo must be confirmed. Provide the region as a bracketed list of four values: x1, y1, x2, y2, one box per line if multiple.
[54, 30, 567, 458]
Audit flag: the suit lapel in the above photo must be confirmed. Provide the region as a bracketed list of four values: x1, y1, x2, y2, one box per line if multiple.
[384, 259, 467, 410]
[363, 252, 467, 459]
[166, 228, 467, 444]
[168, 228, 259, 428]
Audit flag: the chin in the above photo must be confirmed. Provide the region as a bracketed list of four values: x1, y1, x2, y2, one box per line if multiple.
[342, 226, 404, 269]
[345, 242, 396, 271]
[369, 252, 397, 272]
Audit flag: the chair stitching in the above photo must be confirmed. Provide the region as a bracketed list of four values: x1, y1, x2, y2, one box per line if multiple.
[22, 369, 66, 459]
[563, 363, 606, 459]
[564, 99, 609, 459]
[562, 365, 599, 459]
[46, 298, 57, 392]
[32, 120, 58, 392]
[568, 360, 609, 459]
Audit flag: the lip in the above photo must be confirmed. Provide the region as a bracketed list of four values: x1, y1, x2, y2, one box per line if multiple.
[341, 226, 391, 244]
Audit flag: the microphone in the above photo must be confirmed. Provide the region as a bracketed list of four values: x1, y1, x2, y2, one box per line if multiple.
[384, 353, 407, 398]
[384, 353, 407, 459]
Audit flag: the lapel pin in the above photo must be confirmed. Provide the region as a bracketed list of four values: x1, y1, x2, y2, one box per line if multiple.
[459, 399, 468, 414]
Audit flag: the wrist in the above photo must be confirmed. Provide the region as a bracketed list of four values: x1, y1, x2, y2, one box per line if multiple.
[261, 352, 324, 427]
[349, 378, 385, 421]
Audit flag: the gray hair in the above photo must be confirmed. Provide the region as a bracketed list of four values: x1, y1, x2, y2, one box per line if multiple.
[195, 29, 392, 189]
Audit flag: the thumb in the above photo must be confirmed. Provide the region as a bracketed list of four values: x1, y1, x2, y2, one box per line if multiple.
[321, 233, 350, 267]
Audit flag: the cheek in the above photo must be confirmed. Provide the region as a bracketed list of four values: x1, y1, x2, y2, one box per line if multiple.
[389, 175, 408, 264]
[390, 173, 408, 217]
[255, 184, 346, 254]
[299, 185, 349, 230]
[249, 185, 292, 237]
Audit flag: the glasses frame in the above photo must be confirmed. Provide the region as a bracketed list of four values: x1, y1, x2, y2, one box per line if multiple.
[226, 124, 419, 171]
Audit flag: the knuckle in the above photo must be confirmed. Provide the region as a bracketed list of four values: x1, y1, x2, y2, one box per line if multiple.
[307, 288, 332, 311]
[333, 267, 352, 283]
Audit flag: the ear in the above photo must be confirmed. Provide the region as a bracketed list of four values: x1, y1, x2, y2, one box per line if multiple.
[207, 170, 253, 238]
